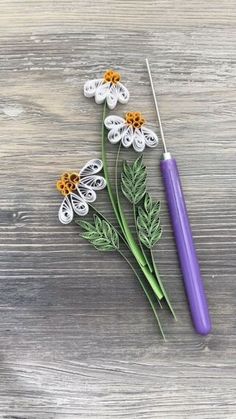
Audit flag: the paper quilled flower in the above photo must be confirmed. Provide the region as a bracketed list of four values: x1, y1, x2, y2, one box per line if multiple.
[55, 68, 176, 338]
[84, 69, 129, 109]
[104, 112, 158, 152]
[82, 69, 176, 338]
[56, 159, 106, 224]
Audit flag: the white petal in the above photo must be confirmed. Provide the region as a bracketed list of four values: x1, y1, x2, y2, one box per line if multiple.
[104, 115, 125, 130]
[80, 159, 103, 177]
[84, 79, 103, 98]
[133, 129, 146, 152]
[81, 176, 106, 190]
[141, 127, 158, 148]
[70, 193, 89, 216]
[77, 183, 97, 203]
[106, 84, 118, 109]
[116, 82, 130, 104]
[108, 124, 128, 144]
[58, 196, 73, 224]
[121, 125, 133, 148]
[95, 82, 110, 104]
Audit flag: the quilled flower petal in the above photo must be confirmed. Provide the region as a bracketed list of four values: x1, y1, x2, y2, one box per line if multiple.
[106, 84, 118, 110]
[77, 183, 97, 203]
[56, 159, 106, 223]
[84, 79, 103, 98]
[95, 82, 110, 104]
[104, 115, 125, 130]
[81, 175, 106, 190]
[59, 196, 74, 224]
[70, 193, 89, 216]
[108, 124, 128, 144]
[121, 125, 133, 148]
[84, 71, 129, 109]
[141, 127, 158, 148]
[80, 159, 103, 177]
[104, 111, 159, 153]
[133, 129, 146, 152]
[116, 82, 130, 104]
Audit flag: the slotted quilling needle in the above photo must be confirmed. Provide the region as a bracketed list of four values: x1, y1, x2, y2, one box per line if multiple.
[146, 58, 212, 335]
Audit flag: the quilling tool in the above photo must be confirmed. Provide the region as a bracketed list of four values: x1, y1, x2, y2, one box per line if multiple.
[146, 58, 212, 335]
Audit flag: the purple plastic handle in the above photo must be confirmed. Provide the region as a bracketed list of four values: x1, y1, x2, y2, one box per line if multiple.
[160, 157, 212, 335]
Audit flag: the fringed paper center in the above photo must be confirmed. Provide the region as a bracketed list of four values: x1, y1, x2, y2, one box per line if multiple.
[57, 172, 80, 196]
[103, 69, 121, 84]
[125, 112, 146, 129]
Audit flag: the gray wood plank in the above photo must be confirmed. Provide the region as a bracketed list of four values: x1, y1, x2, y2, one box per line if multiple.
[0, 1, 235, 418]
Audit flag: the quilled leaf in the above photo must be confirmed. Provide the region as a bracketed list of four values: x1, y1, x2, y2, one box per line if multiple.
[78, 215, 119, 252]
[137, 193, 162, 249]
[121, 156, 147, 205]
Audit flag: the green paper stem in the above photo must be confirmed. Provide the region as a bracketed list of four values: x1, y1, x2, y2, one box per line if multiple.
[150, 249, 177, 320]
[118, 249, 166, 340]
[102, 102, 147, 266]
[139, 264, 163, 300]
[89, 204, 163, 302]
[114, 143, 163, 300]
[101, 103, 163, 301]
[114, 142, 149, 267]
[101, 103, 124, 232]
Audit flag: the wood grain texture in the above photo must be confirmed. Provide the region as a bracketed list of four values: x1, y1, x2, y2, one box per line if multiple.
[0, 1, 235, 418]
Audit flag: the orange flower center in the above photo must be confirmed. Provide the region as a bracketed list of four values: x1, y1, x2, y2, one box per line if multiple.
[125, 112, 146, 129]
[56, 171, 80, 196]
[104, 69, 121, 84]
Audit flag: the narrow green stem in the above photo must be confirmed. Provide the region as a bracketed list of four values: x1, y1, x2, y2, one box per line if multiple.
[101, 102, 123, 230]
[139, 264, 163, 300]
[101, 103, 163, 300]
[88, 205, 161, 310]
[132, 203, 162, 308]
[114, 143, 147, 267]
[118, 249, 166, 340]
[150, 249, 177, 320]
[114, 141, 122, 199]
[89, 204, 162, 314]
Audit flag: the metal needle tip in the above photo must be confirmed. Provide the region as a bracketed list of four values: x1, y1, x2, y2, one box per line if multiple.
[145, 58, 168, 154]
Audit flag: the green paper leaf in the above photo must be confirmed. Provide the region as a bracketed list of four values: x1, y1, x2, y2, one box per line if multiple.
[78, 215, 119, 252]
[121, 155, 147, 205]
[137, 193, 162, 249]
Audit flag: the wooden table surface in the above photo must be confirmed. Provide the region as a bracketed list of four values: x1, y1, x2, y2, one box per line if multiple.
[0, 1, 235, 418]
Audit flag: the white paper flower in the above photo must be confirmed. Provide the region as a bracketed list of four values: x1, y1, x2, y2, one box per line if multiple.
[104, 112, 158, 152]
[56, 159, 106, 224]
[84, 69, 129, 110]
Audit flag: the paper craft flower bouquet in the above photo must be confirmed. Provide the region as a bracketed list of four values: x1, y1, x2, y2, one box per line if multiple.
[56, 69, 176, 338]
